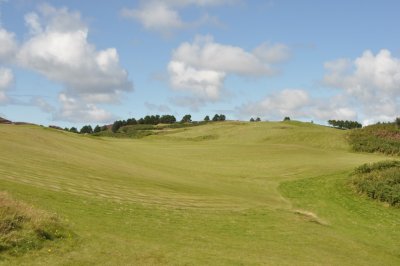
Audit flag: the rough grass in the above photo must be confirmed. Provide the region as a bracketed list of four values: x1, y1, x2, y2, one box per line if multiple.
[0, 192, 71, 259]
[348, 123, 400, 155]
[0, 121, 398, 265]
[351, 160, 400, 206]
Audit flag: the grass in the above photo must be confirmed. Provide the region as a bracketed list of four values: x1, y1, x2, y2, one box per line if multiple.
[0, 192, 72, 259]
[0, 121, 399, 265]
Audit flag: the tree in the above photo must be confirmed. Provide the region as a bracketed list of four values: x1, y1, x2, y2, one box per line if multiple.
[112, 120, 123, 133]
[93, 125, 101, 133]
[101, 125, 108, 131]
[126, 118, 137, 125]
[328, 120, 362, 129]
[250, 117, 255, 122]
[204, 115, 210, 122]
[256, 117, 261, 122]
[283, 117, 290, 121]
[212, 114, 220, 121]
[80, 125, 93, 134]
[160, 115, 176, 124]
[69, 127, 78, 133]
[181, 114, 192, 123]
[212, 114, 226, 121]
[396, 117, 400, 128]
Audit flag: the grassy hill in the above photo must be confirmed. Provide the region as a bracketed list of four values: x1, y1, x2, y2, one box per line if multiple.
[0, 121, 399, 265]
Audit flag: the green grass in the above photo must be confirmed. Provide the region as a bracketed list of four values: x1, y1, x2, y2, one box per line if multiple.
[0, 121, 399, 265]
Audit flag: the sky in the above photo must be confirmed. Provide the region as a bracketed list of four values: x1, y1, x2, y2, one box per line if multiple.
[0, 0, 399, 128]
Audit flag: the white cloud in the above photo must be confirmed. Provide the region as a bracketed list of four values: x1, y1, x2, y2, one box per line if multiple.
[240, 89, 311, 119]
[0, 27, 17, 62]
[311, 95, 357, 121]
[121, 3, 185, 33]
[238, 89, 358, 122]
[121, 0, 236, 34]
[0, 4, 134, 122]
[253, 43, 291, 64]
[24, 12, 43, 35]
[0, 67, 13, 103]
[172, 35, 275, 76]
[17, 4, 133, 104]
[168, 60, 225, 100]
[168, 35, 289, 101]
[54, 93, 114, 123]
[323, 49, 400, 124]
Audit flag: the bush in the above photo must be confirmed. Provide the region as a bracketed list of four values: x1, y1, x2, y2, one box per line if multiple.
[348, 122, 400, 156]
[351, 161, 400, 207]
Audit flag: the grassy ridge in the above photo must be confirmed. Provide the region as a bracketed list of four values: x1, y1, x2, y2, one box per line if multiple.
[0, 121, 398, 265]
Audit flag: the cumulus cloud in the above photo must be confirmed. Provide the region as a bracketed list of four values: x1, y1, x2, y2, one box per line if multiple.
[17, 4, 133, 105]
[253, 43, 291, 64]
[168, 35, 289, 101]
[238, 89, 358, 122]
[323, 49, 400, 124]
[0, 67, 13, 103]
[0, 28, 17, 62]
[121, 3, 185, 33]
[239, 89, 311, 119]
[121, 0, 235, 34]
[0, 4, 135, 123]
[0, 4, 134, 122]
[54, 93, 114, 123]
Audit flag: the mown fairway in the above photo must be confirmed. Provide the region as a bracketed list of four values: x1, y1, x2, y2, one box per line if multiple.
[0, 121, 399, 265]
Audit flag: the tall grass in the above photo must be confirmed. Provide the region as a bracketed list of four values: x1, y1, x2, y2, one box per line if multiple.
[351, 161, 400, 206]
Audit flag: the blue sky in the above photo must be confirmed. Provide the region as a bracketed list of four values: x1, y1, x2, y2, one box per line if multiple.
[0, 0, 399, 127]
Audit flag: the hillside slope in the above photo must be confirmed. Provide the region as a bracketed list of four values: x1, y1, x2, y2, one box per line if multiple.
[0, 122, 398, 265]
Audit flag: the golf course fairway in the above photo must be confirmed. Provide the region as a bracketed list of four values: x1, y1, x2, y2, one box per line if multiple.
[0, 121, 399, 265]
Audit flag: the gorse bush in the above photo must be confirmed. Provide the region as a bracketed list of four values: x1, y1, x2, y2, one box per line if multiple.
[351, 161, 400, 207]
[0, 192, 71, 256]
[348, 122, 400, 156]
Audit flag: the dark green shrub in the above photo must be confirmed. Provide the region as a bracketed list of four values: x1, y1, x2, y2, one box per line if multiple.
[348, 122, 400, 156]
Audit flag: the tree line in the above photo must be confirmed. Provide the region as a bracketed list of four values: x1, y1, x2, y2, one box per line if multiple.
[328, 120, 362, 129]
[63, 113, 227, 134]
